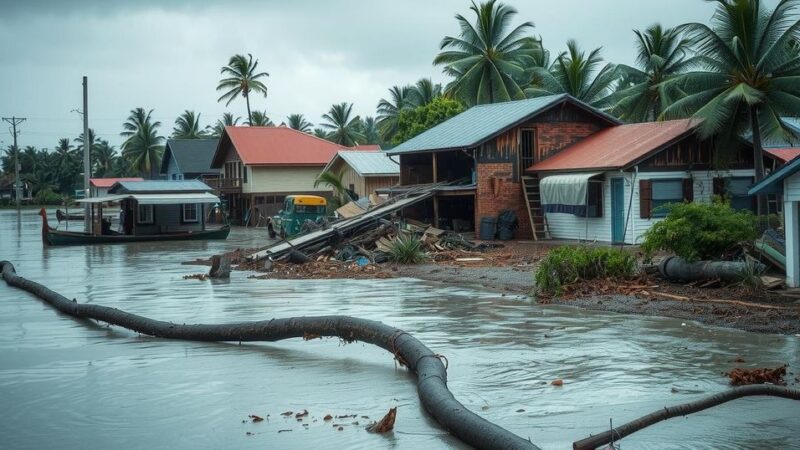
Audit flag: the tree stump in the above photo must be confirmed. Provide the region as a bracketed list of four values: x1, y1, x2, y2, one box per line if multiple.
[208, 255, 231, 279]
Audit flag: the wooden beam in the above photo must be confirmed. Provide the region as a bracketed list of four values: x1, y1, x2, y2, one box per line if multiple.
[432, 195, 440, 229]
[432, 153, 438, 184]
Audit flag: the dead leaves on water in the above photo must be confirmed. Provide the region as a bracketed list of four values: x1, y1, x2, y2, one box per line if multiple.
[366, 407, 397, 433]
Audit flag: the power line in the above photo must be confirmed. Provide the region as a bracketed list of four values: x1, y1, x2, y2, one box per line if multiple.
[1, 117, 27, 207]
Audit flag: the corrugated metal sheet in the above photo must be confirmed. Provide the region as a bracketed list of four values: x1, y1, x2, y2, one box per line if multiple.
[765, 148, 800, 164]
[89, 177, 144, 188]
[529, 119, 699, 172]
[161, 139, 219, 175]
[336, 151, 399, 176]
[387, 94, 619, 155]
[108, 180, 213, 194]
[216, 126, 345, 167]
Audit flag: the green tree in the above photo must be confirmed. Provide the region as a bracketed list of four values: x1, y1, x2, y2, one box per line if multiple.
[120, 108, 165, 178]
[321, 103, 364, 146]
[663, 0, 800, 214]
[172, 110, 206, 139]
[377, 85, 413, 142]
[314, 170, 351, 206]
[360, 116, 381, 145]
[392, 97, 465, 145]
[52, 138, 80, 192]
[434, 0, 539, 106]
[312, 128, 331, 140]
[93, 140, 117, 177]
[408, 78, 443, 107]
[246, 110, 274, 126]
[610, 25, 700, 122]
[208, 112, 241, 137]
[216, 53, 269, 125]
[526, 40, 618, 107]
[287, 113, 313, 132]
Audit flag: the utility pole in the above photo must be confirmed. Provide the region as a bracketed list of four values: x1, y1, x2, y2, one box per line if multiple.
[82, 76, 91, 232]
[2, 116, 26, 208]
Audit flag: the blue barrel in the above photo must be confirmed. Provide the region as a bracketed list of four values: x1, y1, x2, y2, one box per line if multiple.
[479, 217, 497, 240]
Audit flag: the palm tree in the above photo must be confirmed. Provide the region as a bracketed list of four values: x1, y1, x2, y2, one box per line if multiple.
[433, 0, 540, 106]
[408, 78, 443, 107]
[287, 114, 313, 132]
[74, 129, 99, 167]
[361, 116, 380, 145]
[246, 110, 274, 126]
[313, 128, 331, 140]
[663, 0, 800, 214]
[321, 103, 364, 147]
[120, 108, 165, 178]
[377, 85, 413, 142]
[172, 110, 206, 139]
[314, 170, 351, 205]
[526, 40, 619, 107]
[52, 138, 79, 192]
[208, 113, 241, 137]
[610, 25, 700, 122]
[216, 53, 269, 124]
[93, 140, 117, 177]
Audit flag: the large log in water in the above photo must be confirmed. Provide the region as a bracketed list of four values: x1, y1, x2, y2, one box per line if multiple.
[0, 261, 536, 450]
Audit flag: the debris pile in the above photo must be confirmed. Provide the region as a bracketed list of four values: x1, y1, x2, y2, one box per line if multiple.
[726, 366, 787, 386]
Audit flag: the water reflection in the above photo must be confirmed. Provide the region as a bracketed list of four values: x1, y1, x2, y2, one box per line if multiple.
[0, 209, 798, 449]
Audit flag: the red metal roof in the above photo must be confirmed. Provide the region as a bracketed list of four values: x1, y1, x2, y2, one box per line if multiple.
[529, 119, 700, 172]
[214, 126, 348, 167]
[90, 177, 144, 188]
[765, 148, 800, 164]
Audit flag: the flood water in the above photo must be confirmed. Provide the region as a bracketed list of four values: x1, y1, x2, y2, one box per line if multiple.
[1, 208, 799, 449]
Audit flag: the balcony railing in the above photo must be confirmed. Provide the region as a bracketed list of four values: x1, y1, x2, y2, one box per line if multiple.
[205, 177, 242, 193]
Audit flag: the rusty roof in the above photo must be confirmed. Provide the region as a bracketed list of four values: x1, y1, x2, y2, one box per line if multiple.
[211, 126, 347, 168]
[764, 148, 800, 164]
[528, 119, 700, 172]
[90, 177, 144, 188]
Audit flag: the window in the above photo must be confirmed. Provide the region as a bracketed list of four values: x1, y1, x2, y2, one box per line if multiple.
[586, 181, 603, 217]
[243, 165, 248, 183]
[651, 179, 685, 217]
[182, 204, 199, 223]
[137, 204, 154, 224]
[171, 173, 183, 180]
[295, 205, 326, 214]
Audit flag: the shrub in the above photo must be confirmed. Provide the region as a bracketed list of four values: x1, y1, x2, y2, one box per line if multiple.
[34, 189, 64, 205]
[387, 234, 428, 264]
[640, 200, 758, 262]
[534, 246, 637, 296]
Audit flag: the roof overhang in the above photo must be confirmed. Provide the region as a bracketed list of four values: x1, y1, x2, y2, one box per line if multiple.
[78, 192, 221, 205]
[540, 172, 603, 215]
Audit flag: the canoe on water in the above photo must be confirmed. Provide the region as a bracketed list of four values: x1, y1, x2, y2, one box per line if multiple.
[40, 208, 230, 246]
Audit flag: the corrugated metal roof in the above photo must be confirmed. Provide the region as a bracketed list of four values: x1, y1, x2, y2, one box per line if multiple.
[765, 148, 800, 164]
[529, 119, 700, 172]
[387, 94, 620, 155]
[212, 126, 345, 167]
[750, 153, 800, 195]
[333, 151, 399, 176]
[90, 177, 144, 188]
[160, 139, 219, 175]
[108, 180, 213, 194]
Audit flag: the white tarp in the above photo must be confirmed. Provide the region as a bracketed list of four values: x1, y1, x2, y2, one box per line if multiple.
[78, 192, 220, 205]
[540, 173, 601, 213]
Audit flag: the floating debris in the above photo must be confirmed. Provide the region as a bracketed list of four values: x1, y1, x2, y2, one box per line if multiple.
[248, 414, 264, 423]
[366, 407, 397, 433]
[726, 366, 787, 386]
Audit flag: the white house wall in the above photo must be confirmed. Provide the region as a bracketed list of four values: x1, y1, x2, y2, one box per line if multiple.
[544, 168, 755, 245]
[244, 166, 329, 195]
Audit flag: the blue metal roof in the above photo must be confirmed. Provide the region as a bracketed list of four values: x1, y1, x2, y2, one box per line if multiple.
[387, 94, 620, 155]
[749, 156, 800, 195]
[108, 180, 213, 194]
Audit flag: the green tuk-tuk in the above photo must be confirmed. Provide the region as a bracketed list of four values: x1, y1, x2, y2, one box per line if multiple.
[273, 195, 328, 237]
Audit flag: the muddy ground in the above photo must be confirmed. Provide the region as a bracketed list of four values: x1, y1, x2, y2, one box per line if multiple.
[186, 244, 800, 336]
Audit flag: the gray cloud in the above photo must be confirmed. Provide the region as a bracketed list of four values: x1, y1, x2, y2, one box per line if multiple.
[1, 0, 744, 149]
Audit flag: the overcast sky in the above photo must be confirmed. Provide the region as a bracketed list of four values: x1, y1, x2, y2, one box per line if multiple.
[1, 0, 732, 150]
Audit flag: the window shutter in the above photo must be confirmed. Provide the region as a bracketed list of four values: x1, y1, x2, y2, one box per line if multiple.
[639, 179, 652, 219]
[682, 178, 694, 202]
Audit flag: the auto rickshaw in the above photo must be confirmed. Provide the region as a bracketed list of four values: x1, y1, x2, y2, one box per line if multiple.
[273, 195, 328, 237]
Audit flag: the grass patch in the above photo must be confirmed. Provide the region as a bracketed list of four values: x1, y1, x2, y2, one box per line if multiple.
[387, 234, 428, 264]
[534, 246, 637, 296]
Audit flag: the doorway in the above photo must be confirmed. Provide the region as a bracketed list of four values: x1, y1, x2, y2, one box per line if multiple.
[611, 178, 625, 244]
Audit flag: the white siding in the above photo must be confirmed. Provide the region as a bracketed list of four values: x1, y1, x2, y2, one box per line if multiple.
[245, 166, 330, 194]
[544, 168, 756, 245]
[785, 172, 800, 202]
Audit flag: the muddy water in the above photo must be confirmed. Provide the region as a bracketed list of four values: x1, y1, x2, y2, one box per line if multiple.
[1, 208, 798, 450]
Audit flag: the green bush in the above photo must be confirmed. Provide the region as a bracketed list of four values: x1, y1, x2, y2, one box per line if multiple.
[387, 234, 428, 264]
[640, 200, 758, 262]
[534, 246, 637, 296]
[34, 189, 64, 205]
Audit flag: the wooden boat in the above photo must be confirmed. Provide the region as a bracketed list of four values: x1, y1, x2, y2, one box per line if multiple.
[56, 209, 85, 221]
[40, 208, 230, 246]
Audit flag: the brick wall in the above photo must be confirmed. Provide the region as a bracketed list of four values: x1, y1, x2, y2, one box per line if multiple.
[536, 122, 602, 160]
[475, 162, 533, 239]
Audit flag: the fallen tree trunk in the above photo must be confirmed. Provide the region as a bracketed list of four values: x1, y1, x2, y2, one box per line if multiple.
[573, 384, 800, 450]
[0, 261, 536, 450]
[658, 256, 766, 283]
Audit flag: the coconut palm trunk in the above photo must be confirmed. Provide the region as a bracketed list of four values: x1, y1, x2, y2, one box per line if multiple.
[750, 105, 767, 216]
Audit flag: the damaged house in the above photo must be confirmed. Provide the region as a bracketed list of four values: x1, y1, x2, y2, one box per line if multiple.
[387, 94, 759, 244]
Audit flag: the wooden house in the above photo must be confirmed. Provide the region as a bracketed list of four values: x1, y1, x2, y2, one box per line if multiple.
[160, 139, 220, 182]
[90, 177, 144, 198]
[321, 149, 399, 199]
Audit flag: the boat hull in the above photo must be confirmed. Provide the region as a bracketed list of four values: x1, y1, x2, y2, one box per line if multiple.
[44, 226, 231, 246]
